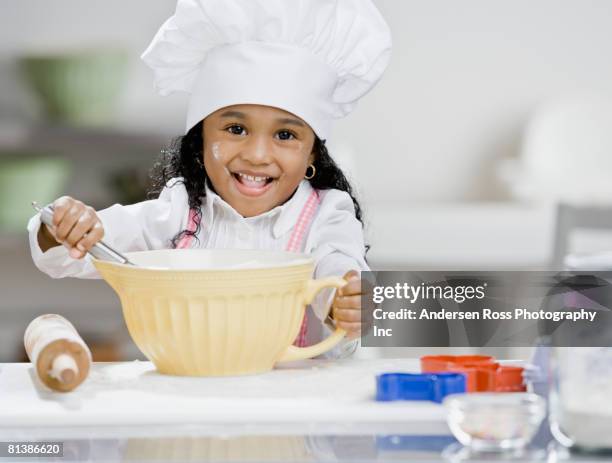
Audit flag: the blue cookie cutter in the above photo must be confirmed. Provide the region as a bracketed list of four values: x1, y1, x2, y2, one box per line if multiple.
[376, 372, 466, 403]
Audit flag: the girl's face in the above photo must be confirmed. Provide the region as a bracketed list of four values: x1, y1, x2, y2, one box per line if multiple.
[202, 104, 316, 217]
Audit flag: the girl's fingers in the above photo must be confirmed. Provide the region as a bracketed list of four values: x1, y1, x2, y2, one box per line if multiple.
[51, 196, 75, 227]
[65, 209, 96, 247]
[339, 275, 361, 296]
[333, 294, 361, 310]
[54, 202, 85, 242]
[332, 306, 361, 323]
[73, 222, 104, 258]
[46, 197, 101, 259]
[334, 321, 362, 338]
[362, 278, 374, 299]
[343, 270, 359, 279]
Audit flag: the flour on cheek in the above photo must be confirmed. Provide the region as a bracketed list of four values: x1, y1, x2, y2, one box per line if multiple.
[211, 142, 221, 161]
[210, 142, 231, 176]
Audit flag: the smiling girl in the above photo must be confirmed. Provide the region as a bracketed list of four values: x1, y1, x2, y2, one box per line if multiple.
[28, 0, 392, 355]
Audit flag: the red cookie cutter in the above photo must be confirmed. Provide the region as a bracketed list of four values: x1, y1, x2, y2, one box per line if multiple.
[495, 365, 526, 392]
[420, 355, 525, 392]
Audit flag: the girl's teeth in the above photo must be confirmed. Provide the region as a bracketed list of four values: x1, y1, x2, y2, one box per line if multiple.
[239, 173, 268, 182]
[236, 172, 270, 187]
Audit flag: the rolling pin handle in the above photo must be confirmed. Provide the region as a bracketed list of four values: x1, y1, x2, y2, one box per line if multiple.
[49, 353, 79, 384]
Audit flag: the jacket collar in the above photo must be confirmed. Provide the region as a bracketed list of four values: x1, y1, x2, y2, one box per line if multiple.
[202, 180, 314, 239]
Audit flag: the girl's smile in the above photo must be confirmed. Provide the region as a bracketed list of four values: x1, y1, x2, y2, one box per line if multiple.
[203, 104, 315, 217]
[230, 170, 276, 197]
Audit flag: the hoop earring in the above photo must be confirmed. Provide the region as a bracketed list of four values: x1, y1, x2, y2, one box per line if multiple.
[304, 164, 316, 180]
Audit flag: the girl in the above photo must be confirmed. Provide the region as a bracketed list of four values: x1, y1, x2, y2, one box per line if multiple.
[28, 0, 392, 355]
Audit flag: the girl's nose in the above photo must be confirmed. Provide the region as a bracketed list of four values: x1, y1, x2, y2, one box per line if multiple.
[241, 135, 272, 164]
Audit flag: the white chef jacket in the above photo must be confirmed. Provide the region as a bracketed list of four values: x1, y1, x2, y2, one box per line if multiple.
[27, 178, 368, 357]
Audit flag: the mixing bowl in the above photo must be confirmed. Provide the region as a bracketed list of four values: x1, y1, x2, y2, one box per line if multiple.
[93, 249, 347, 376]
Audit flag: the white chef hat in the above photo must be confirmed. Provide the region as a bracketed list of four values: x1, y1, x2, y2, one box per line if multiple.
[141, 0, 392, 140]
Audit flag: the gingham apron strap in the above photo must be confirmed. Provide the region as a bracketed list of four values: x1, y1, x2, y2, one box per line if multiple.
[285, 189, 321, 252]
[287, 189, 322, 347]
[175, 207, 200, 249]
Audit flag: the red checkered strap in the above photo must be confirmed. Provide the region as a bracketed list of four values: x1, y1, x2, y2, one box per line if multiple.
[285, 189, 322, 347]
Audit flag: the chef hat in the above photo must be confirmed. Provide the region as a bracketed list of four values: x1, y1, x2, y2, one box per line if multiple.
[141, 0, 392, 140]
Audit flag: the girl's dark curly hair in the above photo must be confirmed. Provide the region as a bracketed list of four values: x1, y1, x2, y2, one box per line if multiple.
[150, 120, 366, 249]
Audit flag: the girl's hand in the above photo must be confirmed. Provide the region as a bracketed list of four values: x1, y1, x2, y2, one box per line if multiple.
[38, 196, 104, 259]
[331, 270, 364, 340]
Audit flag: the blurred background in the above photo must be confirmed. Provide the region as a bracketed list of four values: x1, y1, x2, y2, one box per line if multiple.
[1, 0, 612, 362]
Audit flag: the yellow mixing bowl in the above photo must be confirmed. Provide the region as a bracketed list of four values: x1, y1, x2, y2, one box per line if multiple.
[93, 249, 347, 376]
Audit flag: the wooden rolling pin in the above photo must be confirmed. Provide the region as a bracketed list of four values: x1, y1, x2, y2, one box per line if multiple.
[24, 314, 92, 392]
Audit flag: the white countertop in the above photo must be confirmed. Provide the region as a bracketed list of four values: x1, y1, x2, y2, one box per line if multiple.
[0, 358, 448, 439]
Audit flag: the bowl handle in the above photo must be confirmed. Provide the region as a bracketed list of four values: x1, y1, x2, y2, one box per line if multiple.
[278, 276, 348, 362]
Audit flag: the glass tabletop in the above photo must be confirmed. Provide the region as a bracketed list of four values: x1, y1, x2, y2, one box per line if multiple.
[3, 419, 612, 463]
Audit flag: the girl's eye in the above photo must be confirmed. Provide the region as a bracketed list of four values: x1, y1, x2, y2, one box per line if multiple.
[226, 125, 246, 136]
[276, 130, 296, 141]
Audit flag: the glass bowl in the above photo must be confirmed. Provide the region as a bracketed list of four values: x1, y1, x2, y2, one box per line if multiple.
[443, 393, 545, 452]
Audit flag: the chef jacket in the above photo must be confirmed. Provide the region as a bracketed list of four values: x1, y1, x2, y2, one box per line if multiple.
[27, 178, 368, 358]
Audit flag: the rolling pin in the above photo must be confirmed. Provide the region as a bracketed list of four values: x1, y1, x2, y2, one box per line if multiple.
[24, 314, 92, 392]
